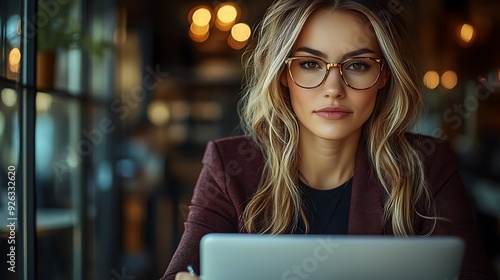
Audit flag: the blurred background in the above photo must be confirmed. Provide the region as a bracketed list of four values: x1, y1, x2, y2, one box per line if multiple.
[0, 0, 499, 279]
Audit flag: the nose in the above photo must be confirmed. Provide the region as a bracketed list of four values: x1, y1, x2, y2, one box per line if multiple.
[321, 67, 346, 99]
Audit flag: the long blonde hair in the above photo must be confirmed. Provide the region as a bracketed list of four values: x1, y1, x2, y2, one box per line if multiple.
[240, 0, 436, 236]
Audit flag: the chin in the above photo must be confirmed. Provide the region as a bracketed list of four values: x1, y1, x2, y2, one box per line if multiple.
[309, 126, 362, 142]
[312, 131, 352, 141]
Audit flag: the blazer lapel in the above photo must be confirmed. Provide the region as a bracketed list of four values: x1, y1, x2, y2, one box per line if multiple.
[348, 139, 385, 235]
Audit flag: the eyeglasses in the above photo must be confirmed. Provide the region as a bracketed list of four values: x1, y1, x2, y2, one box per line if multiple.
[284, 56, 385, 90]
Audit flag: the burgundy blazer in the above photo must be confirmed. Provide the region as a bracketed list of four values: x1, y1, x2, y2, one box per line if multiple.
[161, 134, 494, 279]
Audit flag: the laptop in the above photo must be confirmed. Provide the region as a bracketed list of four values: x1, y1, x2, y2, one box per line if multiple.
[200, 233, 464, 280]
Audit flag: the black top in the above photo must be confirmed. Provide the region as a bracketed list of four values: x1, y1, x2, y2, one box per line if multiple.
[299, 177, 352, 234]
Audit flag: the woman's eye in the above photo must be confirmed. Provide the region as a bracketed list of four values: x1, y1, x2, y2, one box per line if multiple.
[305, 62, 317, 69]
[300, 61, 321, 69]
[346, 62, 370, 72]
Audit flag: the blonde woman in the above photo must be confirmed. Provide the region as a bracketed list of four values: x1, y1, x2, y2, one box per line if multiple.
[163, 0, 493, 279]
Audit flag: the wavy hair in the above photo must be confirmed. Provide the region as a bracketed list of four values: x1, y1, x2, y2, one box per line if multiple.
[240, 0, 437, 236]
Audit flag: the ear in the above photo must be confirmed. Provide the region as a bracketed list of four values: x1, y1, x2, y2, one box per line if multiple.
[280, 70, 289, 87]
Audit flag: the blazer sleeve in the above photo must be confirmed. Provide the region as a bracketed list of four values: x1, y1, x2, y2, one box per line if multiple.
[160, 141, 239, 280]
[425, 140, 495, 279]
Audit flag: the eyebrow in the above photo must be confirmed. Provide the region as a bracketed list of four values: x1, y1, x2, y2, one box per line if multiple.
[295, 47, 376, 60]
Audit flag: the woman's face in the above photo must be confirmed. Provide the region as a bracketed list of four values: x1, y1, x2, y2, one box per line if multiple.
[284, 9, 387, 142]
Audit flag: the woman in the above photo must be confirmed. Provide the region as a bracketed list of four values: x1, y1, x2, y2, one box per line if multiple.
[163, 0, 494, 279]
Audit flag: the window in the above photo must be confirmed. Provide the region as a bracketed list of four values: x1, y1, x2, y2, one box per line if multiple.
[0, 0, 118, 279]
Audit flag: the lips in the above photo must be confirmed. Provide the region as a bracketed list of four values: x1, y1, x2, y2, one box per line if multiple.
[314, 106, 352, 120]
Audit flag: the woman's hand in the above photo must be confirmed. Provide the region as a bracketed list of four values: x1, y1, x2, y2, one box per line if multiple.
[175, 272, 199, 280]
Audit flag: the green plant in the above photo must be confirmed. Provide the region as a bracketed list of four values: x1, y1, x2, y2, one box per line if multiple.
[37, 1, 113, 55]
[37, 16, 82, 52]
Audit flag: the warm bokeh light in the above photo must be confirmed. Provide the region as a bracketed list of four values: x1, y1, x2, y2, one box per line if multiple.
[189, 29, 210, 42]
[189, 8, 211, 43]
[169, 100, 191, 121]
[423, 71, 440, 89]
[192, 7, 212, 26]
[1, 88, 17, 107]
[441, 71, 458, 90]
[9, 48, 21, 64]
[217, 4, 237, 24]
[188, 4, 249, 48]
[190, 22, 209, 36]
[36, 92, 53, 113]
[147, 101, 170, 126]
[231, 23, 251, 42]
[228, 35, 246, 50]
[215, 3, 238, 31]
[459, 23, 474, 43]
[191, 101, 223, 121]
[8, 48, 21, 73]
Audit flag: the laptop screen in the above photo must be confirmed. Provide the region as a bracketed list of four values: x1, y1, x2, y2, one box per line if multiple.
[200, 234, 464, 280]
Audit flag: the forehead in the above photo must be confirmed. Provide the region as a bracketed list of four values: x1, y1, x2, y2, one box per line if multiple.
[294, 9, 382, 59]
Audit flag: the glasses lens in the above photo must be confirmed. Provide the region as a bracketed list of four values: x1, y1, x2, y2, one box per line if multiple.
[288, 57, 327, 88]
[341, 58, 381, 89]
[288, 57, 382, 89]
